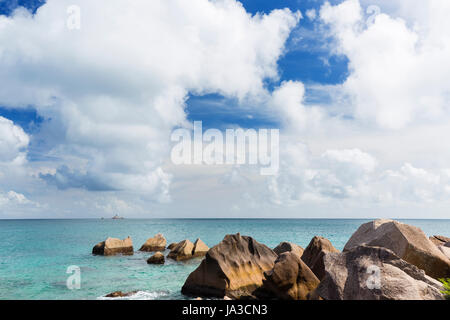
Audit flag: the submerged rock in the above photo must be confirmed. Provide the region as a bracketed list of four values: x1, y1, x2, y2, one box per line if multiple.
[139, 233, 167, 252]
[301, 236, 339, 280]
[314, 245, 444, 300]
[167, 240, 195, 261]
[273, 242, 304, 258]
[92, 237, 133, 256]
[147, 251, 165, 264]
[254, 252, 319, 300]
[105, 290, 137, 298]
[344, 219, 450, 279]
[181, 233, 277, 299]
[192, 239, 209, 258]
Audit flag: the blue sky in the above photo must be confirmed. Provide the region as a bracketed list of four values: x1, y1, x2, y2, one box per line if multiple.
[1, 0, 450, 219]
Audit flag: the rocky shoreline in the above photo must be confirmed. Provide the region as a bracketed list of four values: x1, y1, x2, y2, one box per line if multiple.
[93, 219, 450, 300]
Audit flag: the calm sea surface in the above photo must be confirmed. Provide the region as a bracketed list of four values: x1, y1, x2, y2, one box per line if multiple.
[0, 219, 449, 300]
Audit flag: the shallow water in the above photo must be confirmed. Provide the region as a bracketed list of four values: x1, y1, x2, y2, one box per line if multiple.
[0, 218, 449, 300]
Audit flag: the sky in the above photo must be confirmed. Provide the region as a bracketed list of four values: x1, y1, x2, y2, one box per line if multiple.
[1, 0, 450, 219]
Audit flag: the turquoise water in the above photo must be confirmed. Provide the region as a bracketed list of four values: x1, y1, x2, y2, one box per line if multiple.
[0, 219, 449, 300]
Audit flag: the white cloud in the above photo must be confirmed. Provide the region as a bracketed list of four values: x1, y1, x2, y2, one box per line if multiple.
[306, 9, 317, 21]
[265, 69, 450, 209]
[0, 190, 41, 214]
[320, 0, 450, 129]
[2, 0, 450, 218]
[0, 116, 29, 163]
[0, 0, 300, 204]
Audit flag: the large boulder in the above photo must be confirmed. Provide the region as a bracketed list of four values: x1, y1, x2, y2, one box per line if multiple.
[273, 242, 304, 258]
[301, 236, 339, 280]
[147, 251, 165, 264]
[167, 240, 195, 261]
[181, 234, 278, 299]
[314, 245, 444, 300]
[254, 252, 320, 300]
[192, 239, 209, 258]
[139, 233, 166, 252]
[344, 219, 450, 279]
[429, 235, 450, 247]
[92, 237, 133, 256]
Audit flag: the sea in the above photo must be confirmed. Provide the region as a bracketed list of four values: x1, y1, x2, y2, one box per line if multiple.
[0, 218, 449, 300]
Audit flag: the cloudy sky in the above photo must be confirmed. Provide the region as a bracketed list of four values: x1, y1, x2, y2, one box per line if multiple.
[1, 0, 450, 219]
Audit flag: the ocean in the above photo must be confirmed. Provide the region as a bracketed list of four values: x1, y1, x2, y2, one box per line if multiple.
[0, 218, 449, 300]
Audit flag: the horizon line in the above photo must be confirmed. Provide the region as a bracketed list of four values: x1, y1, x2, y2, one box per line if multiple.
[1, 217, 450, 221]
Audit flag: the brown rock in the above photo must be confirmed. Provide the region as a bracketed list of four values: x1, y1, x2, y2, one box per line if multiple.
[105, 290, 137, 298]
[344, 219, 450, 279]
[192, 238, 209, 258]
[139, 233, 167, 252]
[92, 237, 133, 256]
[147, 251, 165, 264]
[167, 239, 195, 261]
[181, 234, 278, 298]
[301, 236, 339, 280]
[429, 235, 450, 246]
[273, 242, 304, 258]
[314, 245, 444, 300]
[168, 242, 178, 250]
[255, 252, 320, 300]
[438, 245, 450, 260]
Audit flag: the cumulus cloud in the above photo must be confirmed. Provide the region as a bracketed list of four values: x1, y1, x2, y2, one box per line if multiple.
[265, 65, 450, 208]
[0, 116, 29, 163]
[2, 0, 450, 218]
[0, 0, 300, 203]
[0, 190, 41, 214]
[320, 0, 450, 129]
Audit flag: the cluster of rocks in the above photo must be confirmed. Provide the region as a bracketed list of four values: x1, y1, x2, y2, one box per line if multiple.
[167, 239, 209, 261]
[92, 236, 134, 256]
[181, 219, 450, 300]
[92, 233, 210, 266]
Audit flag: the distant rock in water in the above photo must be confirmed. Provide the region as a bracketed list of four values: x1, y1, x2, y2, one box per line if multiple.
[273, 242, 304, 258]
[301, 236, 339, 280]
[429, 235, 450, 246]
[168, 242, 178, 250]
[147, 252, 165, 264]
[140, 233, 167, 252]
[192, 239, 209, 258]
[254, 252, 319, 300]
[181, 233, 277, 299]
[105, 290, 137, 298]
[92, 237, 133, 256]
[167, 238, 209, 261]
[344, 219, 450, 279]
[167, 240, 195, 261]
[314, 245, 444, 300]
